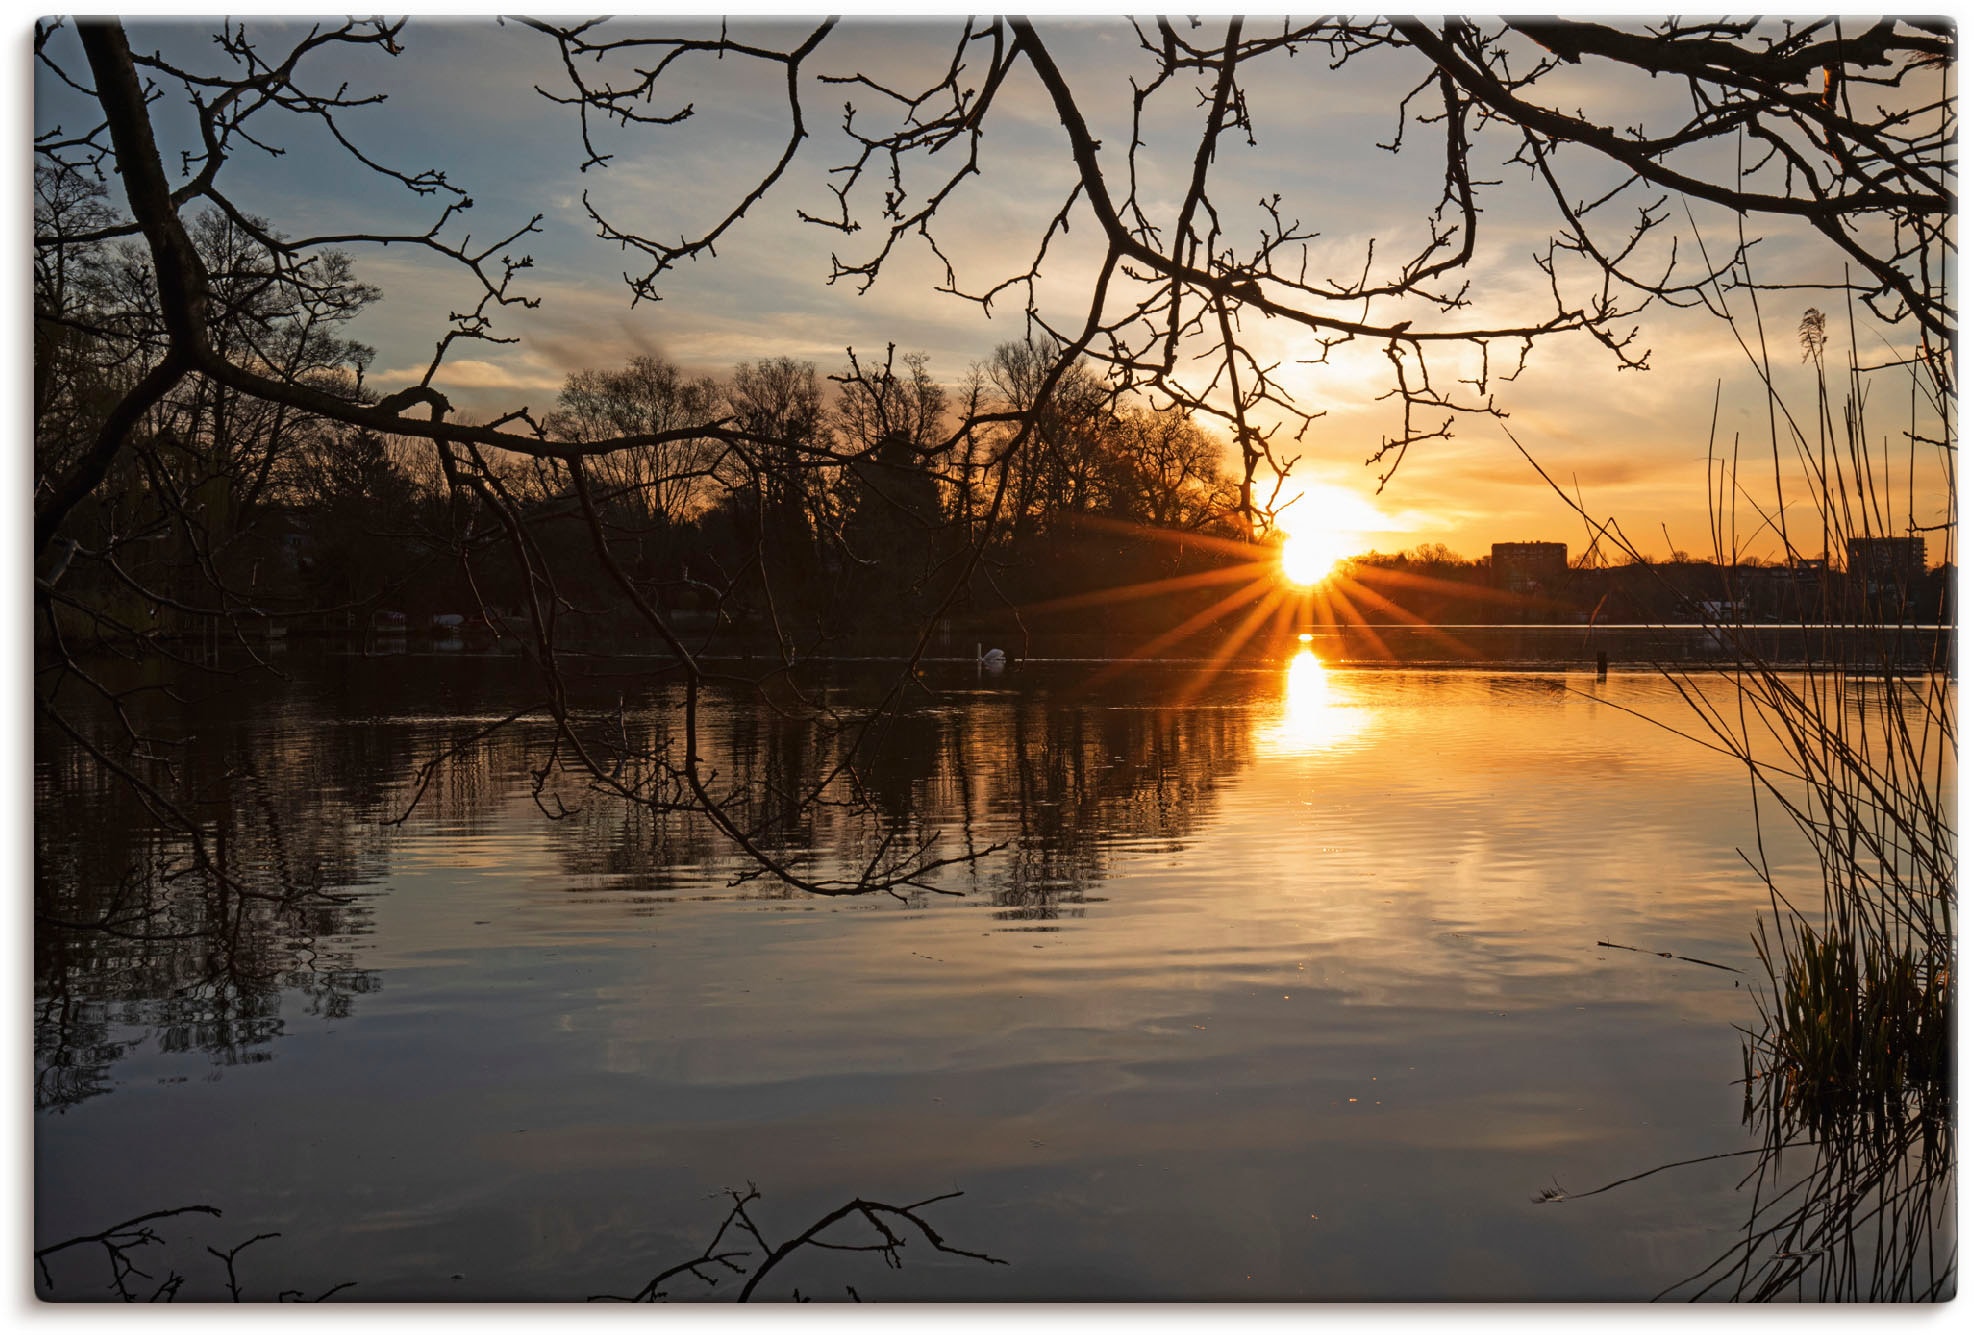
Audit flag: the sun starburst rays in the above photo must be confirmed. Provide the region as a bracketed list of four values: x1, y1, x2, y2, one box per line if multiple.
[998, 521, 1524, 697]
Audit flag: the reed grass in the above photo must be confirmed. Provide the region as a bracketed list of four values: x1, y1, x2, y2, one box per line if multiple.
[1679, 285, 1955, 1300]
[1539, 269, 1954, 1298]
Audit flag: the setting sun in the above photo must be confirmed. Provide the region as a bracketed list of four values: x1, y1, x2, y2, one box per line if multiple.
[1277, 484, 1382, 585]
[1271, 479, 1397, 584]
[1280, 531, 1344, 585]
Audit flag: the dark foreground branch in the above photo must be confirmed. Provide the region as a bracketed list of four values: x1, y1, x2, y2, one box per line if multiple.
[592, 1183, 1007, 1302]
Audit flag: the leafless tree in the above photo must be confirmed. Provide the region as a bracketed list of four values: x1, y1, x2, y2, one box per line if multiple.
[547, 356, 725, 525]
[521, 15, 1951, 502]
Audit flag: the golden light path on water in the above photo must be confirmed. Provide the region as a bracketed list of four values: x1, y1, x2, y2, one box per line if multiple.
[1256, 649, 1371, 755]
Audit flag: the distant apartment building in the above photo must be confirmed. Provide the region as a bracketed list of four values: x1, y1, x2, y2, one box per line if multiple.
[1844, 535, 1930, 623]
[1846, 536, 1927, 583]
[1491, 541, 1568, 593]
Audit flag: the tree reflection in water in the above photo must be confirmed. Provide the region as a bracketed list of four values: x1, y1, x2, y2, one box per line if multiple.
[35, 657, 1257, 1108]
[36, 688, 388, 1110]
[552, 681, 1256, 921]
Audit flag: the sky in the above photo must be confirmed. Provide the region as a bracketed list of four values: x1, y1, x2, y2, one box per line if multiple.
[30, 12, 1957, 566]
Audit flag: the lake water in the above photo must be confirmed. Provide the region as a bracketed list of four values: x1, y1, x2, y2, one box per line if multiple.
[32, 652, 1944, 1300]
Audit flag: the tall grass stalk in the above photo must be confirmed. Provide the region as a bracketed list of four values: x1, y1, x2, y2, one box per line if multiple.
[1690, 290, 1954, 1301]
[1532, 274, 1954, 1298]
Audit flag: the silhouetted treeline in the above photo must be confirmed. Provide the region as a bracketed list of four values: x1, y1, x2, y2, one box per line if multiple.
[1338, 546, 1955, 628]
[37, 178, 1946, 669]
[508, 341, 1248, 651]
[34, 176, 1249, 655]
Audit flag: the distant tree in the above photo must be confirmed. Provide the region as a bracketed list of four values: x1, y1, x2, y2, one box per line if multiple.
[712, 356, 830, 627]
[833, 349, 950, 461]
[288, 426, 419, 609]
[833, 349, 954, 606]
[841, 429, 951, 624]
[548, 356, 723, 525]
[33, 165, 129, 492]
[35, 169, 380, 632]
[1408, 543, 1464, 566]
[980, 336, 1112, 542]
[1097, 404, 1242, 533]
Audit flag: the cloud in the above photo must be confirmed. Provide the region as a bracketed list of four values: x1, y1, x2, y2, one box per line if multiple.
[373, 356, 567, 394]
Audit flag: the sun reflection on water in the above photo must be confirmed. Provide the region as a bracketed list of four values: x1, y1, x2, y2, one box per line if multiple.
[1257, 650, 1372, 756]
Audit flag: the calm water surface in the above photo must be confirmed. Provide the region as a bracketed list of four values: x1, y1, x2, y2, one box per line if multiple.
[35, 654, 1920, 1299]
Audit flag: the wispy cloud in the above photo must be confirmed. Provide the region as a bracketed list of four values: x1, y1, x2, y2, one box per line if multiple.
[372, 357, 568, 394]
